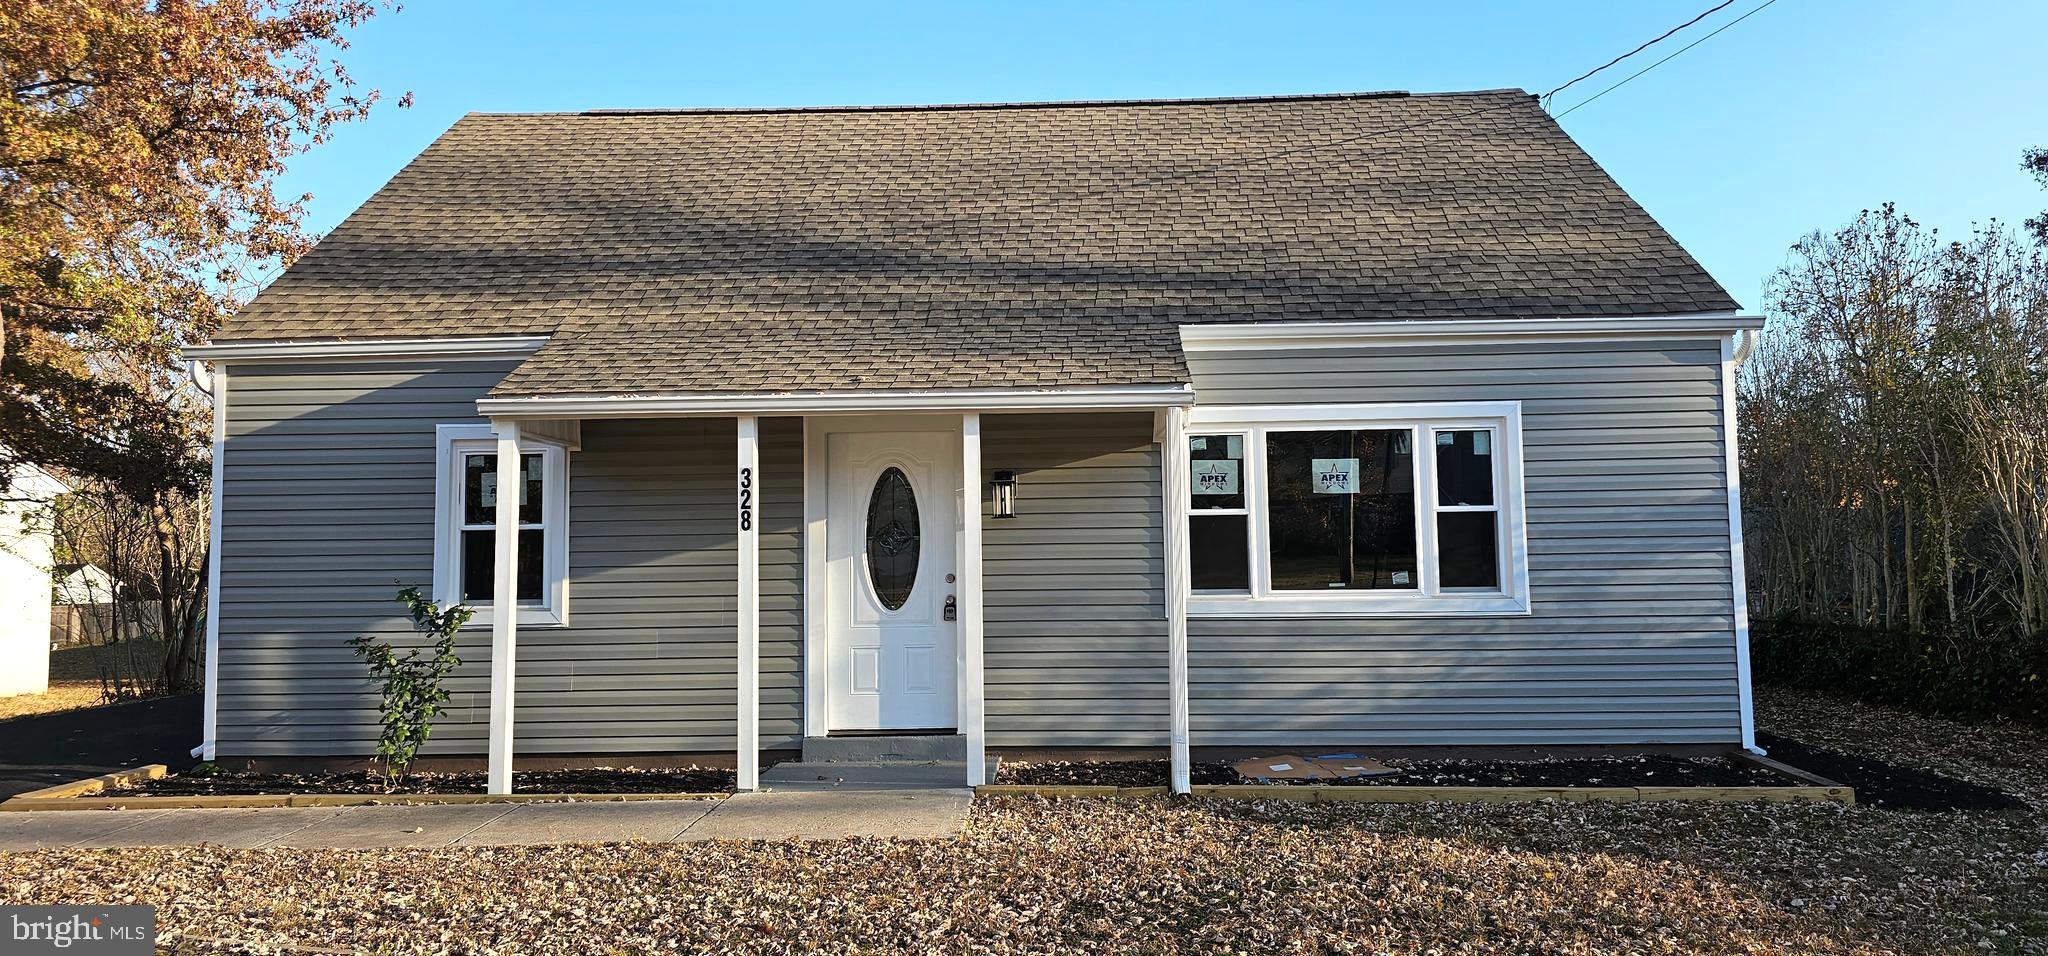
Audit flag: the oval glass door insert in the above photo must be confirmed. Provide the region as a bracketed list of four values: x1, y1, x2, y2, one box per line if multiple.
[865, 466, 921, 611]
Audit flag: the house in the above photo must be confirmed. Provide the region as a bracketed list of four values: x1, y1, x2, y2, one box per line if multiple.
[49, 563, 166, 647]
[53, 563, 119, 606]
[1, 462, 68, 696]
[184, 90, 1763, 794]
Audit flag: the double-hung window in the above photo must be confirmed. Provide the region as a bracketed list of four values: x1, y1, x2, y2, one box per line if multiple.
[434, 424, 570, 626]
[1184, 402, 1529, 615]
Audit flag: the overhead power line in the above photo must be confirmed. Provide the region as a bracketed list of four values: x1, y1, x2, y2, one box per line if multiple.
[1551, 0, 1782, 118]
[1541, 0, 1741, 110]
[920, 0, 1783, 225]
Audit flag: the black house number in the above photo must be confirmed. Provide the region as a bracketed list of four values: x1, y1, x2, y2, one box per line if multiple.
[738, 467, 754, 532]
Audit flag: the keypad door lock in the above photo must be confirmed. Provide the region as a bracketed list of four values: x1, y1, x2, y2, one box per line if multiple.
[943, 595, 958, 621]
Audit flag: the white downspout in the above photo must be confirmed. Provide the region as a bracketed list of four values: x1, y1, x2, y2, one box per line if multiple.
[1723, 331, 1764, 755]
[193, 361, 225, 761]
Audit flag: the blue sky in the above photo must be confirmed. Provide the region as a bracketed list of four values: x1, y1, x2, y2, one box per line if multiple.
[281, 0, 2048, 312]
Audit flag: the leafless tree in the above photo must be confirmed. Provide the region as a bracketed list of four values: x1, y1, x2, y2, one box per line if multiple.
[1744, 208, 2048, 645]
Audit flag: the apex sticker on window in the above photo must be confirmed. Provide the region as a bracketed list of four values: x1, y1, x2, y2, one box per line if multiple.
[1192, 459, 1240, 495]
[1310, 458, 1359, 494]
[477, 472, 530, 508]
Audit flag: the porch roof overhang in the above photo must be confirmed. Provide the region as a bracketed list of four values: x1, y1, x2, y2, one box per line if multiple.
[474, 383, 1196, 419]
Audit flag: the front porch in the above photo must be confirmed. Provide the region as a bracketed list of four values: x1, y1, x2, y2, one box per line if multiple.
[466, 404, 1197, 794]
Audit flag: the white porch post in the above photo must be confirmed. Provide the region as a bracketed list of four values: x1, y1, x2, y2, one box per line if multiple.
[1162, 406, 1192, 794]
[486, 420, 522, 795]
[736, 415, 761, 791]
[959, 413, 987, 787]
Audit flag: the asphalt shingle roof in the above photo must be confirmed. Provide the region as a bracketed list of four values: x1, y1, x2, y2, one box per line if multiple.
[221, 90, 1738, 396]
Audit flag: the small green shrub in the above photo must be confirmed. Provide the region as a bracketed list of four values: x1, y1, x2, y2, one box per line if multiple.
[347, 587, 472, 786]
[1752, 616, 2048, 725]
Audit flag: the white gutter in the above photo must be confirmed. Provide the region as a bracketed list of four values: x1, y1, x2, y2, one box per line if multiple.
[476, 383, 1197, 418]
[1179, 313, 1767, 350]
[183, 335, 549, 363]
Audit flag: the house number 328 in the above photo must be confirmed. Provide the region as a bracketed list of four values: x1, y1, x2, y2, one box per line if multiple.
[737, 467, 753, 532]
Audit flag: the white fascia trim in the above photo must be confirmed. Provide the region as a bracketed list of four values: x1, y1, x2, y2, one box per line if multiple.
[1179, 314, 1766, 350]
[183, 336, 550, 363]
[1188, 399, 1521, 426]
[477, 384, 1197, 418]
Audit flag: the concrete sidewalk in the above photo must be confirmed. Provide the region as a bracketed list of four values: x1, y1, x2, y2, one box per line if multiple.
[0, 775, 972, 850]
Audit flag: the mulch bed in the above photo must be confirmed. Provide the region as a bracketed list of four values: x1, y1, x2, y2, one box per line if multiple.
[997, 754, 1796, 788]
[109, 766, 737, 797]
[1756, 731, 2025, 812]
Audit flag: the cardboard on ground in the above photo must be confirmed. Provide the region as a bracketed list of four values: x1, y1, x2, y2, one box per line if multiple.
[1230, 753, 1393, 781]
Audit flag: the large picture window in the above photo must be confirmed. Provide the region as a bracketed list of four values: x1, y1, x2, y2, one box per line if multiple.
[435, 424, 571, 626]
[1184, 402, 1529, 616]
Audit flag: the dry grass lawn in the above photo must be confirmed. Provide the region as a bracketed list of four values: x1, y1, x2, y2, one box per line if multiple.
[0, 680, 110, 718]
[3, 688, 2042, 954]
[46, 637, 168, 683]
[0, 639, 172, 717]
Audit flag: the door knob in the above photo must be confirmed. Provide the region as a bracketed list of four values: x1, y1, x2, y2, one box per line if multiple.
[943, 595, 957, 621]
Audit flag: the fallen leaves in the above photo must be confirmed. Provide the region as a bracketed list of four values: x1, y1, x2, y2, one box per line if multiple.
[1, 689, 2041, 954]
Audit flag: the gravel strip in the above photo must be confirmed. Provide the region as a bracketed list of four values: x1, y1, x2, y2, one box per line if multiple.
[1, 688, 2041, 954]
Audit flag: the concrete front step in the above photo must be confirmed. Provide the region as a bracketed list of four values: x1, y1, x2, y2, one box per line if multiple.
[760, 761, 987, 791]
[802, 734, 966, 763]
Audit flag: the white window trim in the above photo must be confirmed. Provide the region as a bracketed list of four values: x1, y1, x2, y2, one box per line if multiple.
[434, 423, 572, 627]
[1185, 401, 1532, 617]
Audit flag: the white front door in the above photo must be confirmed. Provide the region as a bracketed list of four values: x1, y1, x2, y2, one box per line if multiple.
[826, 427, 959, 731]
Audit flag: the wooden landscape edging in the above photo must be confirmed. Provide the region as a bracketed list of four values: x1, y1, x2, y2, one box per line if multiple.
[0, 766, 732, 812]
[974, 783, 1855, 805]
[7, 763, 169, 801]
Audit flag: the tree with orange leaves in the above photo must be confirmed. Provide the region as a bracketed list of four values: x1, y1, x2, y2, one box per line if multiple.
[2, 0, 403, 495]
[2, 0, 404, 691]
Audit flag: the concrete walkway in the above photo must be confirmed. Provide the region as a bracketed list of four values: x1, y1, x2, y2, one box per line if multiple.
[0, 764, 973, 850]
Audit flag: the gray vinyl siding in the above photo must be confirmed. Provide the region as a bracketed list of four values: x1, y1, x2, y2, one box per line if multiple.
[531, 416, 803, 754]
[1185, 339, 1742, 746]
[216, 359, 800, 757]
[981, 413, 1168, 747]
[217, 339, 1732, 757]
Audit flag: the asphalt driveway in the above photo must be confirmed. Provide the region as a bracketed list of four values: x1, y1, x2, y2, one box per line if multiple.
[0, 693, 200, 798]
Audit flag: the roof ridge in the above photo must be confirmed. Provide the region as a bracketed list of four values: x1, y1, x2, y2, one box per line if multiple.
[459, 89, 1527, 119]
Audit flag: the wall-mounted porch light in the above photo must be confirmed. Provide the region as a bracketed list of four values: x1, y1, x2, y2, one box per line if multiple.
[991, 470, 1018, 519]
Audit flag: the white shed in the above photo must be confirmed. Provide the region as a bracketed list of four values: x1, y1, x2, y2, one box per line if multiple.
[1, 463, 68, 697]
[53, 563, 118, 606]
